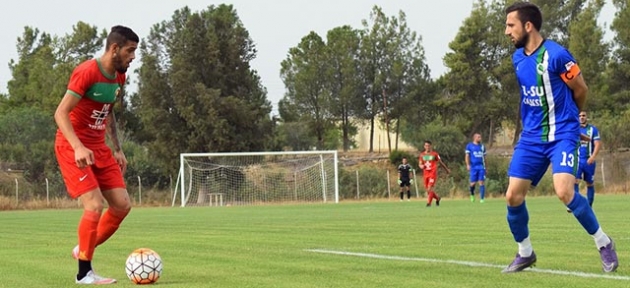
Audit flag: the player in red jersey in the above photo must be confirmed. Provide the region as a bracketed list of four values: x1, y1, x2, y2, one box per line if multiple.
[54, 26, 138, 285]
[418, 140, 451, 207]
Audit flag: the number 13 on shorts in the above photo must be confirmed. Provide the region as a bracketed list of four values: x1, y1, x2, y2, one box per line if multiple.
[560, 151, 575, 167]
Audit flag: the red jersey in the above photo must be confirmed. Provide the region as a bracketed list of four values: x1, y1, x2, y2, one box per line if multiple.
[55, 58, 126, 147]
[419, 151, 441, 172]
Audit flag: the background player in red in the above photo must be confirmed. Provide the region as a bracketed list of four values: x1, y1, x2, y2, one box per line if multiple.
[418, 140, 450, 207]
[54, 26, 139, 285]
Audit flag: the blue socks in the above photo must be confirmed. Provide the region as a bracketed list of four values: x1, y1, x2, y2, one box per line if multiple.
[576, 183, 596, 207]
[586, 186, 595, 207]
[507, 202, 529, 242]
[567, 193, 600, 234]
[509, 192, 601, 250]
[480, 185, 485, 200]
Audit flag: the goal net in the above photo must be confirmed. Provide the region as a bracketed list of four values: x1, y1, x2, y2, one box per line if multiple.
[173, 151, 339, 207]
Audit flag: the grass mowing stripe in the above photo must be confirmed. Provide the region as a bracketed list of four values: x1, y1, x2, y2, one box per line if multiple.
[306, 249, 630, 281]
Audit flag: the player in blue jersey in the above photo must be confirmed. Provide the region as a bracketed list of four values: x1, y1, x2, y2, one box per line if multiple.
[502, 2, 617, 273]
[465, 133, 486, 203]
[576, 111, 601, 207]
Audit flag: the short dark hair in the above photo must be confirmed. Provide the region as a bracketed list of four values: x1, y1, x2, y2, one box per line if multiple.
[505, 2, 543, 31]
[106, 25, 139, 51]
[424, 140, 432, 145]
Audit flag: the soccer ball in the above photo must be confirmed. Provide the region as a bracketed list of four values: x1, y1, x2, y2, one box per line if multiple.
[125, 248, 163, 284]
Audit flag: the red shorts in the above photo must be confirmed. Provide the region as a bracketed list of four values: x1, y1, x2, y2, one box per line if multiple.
[55, 144, 126, 198]
[424, 172, 437, 189]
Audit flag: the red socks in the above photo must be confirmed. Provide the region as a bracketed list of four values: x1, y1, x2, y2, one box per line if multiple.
[427, 191, 440, 205]
[95, 207, 130, 246]
[77, 207, 129, 261]
[77, 210, 101, 261]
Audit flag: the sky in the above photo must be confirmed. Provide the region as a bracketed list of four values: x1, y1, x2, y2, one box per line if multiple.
[0, 0, 617, 115]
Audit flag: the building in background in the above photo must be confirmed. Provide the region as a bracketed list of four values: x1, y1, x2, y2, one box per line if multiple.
[352, 120, 416, 152]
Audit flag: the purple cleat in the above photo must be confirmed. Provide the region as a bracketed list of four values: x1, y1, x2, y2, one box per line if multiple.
[599, 237, 619, 273]
[502, 251, 537, 273]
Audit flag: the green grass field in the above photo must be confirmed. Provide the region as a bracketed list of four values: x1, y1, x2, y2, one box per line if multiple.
[1, 195, 629, 288]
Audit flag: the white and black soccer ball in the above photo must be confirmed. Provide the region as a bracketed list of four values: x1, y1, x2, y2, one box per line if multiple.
[125, 248, 163, 285]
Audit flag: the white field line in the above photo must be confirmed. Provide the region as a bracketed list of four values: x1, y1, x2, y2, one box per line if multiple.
[306, 249, 630, 281]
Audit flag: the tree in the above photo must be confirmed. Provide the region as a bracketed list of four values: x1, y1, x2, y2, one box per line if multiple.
[7, 27, 55, 111]
[381, 11, 431, 152]
[356, 6, 431, 153]
[280, 32, 333, 150]
[2, 22, 105, 183]
[0, 106, 57, 182]
[0, 93, 7, 113]
[604, 0, 630, 113]
[6, 22, 105, 115]
[400, 117, 466, 162]
[596, 110, 630, 152]
[275, 99, 318, 150]
[275, 121, 317, 151]
[399, 78, 440, 146]
[325, 26, 363, 151]
[439, 1, 511, 144]
[134, 5, 274, 173]
[567, 0, 608, 111]
[357, 6, 391, 152]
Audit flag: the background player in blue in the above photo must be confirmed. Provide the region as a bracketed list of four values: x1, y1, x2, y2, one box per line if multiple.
[576, 111, 601, 207]
[397, 157, 413, 201]
[502, 2, 617, 273]
[465, 133, 486, 203]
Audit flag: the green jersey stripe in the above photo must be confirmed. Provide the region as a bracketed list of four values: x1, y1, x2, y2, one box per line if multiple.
[536, 48, 550, 142]
[541, 50, 557, 142]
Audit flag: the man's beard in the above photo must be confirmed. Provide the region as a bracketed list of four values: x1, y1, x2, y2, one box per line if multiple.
[514, 32, 529, 49]
[113, 55, 128, 73]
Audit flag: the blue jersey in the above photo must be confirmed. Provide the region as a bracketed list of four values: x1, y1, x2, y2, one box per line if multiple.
[513, 40, 580, 143]
[579, 124, 600, 159]
[465, 142, 486, 169]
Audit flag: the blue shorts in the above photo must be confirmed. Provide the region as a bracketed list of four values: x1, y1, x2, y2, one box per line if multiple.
[576, 159, 596, 184]
[508, 138, 579, 186]
[469, 168, 485, 183]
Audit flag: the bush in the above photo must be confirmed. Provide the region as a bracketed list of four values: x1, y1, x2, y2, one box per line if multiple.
[401, 120, 466, 162]
[389, 150, 418, 170]
[483, 155, 556, 197]
[337, 166, 356, 199]
[339, 165, 389, 199]
[596, 110, 630, 151]
[123, 141, 171, 190]
[445, 163, 467, 197]
[484, 155, 509, 197]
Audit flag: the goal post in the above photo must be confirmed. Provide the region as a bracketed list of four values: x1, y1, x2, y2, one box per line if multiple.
[174, 151, 339, 207]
